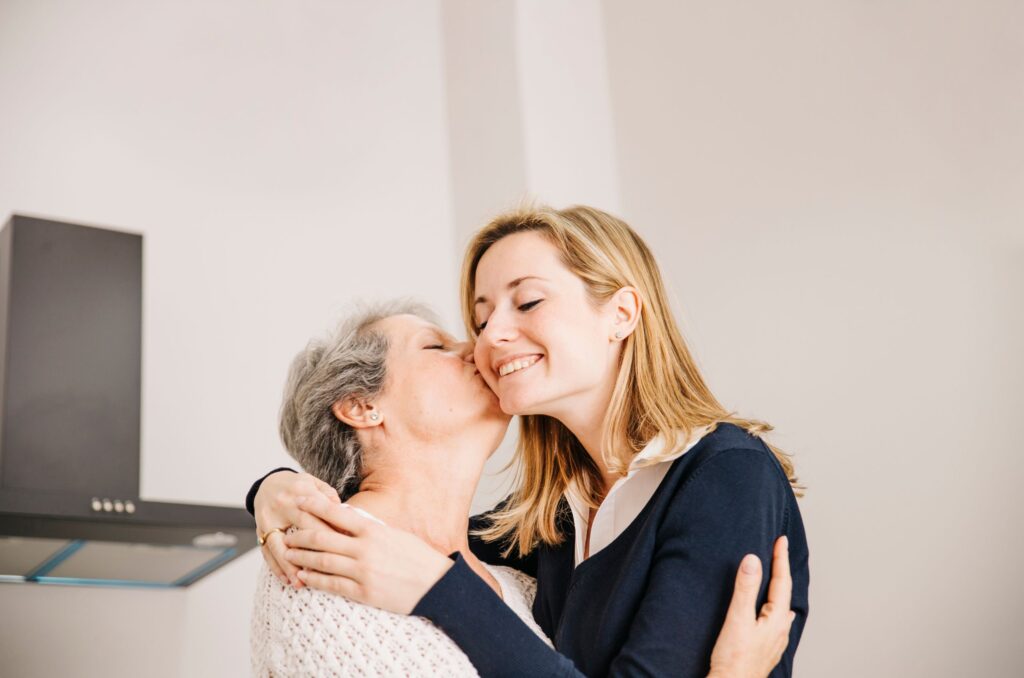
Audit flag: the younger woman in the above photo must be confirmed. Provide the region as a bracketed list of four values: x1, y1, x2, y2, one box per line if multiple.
[256, 205, 809, 676]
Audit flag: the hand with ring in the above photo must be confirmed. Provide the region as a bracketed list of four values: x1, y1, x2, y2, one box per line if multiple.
[254, 471, 341, 587]
[258, 526, 289, 546]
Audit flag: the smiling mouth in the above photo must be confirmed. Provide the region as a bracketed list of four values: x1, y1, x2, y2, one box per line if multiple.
[497, 355, 543, 378]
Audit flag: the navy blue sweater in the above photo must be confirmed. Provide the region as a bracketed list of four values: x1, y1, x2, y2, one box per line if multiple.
[246, 424, 810, 677]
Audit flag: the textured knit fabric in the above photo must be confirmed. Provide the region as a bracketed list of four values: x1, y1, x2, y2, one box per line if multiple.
[414, 423, 810, 677]
[251, 561, 550, 677]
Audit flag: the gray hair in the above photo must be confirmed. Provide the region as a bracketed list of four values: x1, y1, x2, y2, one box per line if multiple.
[278, 299, 438, 500]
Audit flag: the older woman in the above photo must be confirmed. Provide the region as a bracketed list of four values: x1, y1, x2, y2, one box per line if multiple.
[251, 300, 549, 676]
[251, 300, 793, 677]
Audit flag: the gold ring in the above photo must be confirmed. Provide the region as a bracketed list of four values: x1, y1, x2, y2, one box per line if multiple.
[258, 526, 289, 546]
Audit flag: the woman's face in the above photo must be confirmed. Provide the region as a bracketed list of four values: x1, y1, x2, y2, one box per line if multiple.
[372, 314, 509, 447]
[472, 231, 621, 419]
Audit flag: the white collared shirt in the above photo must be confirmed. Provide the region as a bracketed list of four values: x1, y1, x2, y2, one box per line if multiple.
[564, 427, 709, 566]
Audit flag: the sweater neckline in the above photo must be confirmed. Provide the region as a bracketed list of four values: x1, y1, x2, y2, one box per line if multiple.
[339, 503, 387, 525]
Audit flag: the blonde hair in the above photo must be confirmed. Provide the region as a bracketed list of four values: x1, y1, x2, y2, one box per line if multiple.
[461, 204, 803, 557]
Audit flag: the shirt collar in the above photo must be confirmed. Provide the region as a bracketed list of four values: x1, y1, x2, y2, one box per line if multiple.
[564, 426, 709, 523]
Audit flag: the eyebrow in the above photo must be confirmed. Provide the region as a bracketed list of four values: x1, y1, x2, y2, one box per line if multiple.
[473, 276, 547, 307]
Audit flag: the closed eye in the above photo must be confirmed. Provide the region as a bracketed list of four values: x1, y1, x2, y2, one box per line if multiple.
[476, 299, 543, 332]
[425, 344, 447, 350]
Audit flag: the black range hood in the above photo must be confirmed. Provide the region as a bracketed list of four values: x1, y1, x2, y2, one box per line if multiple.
[0, 215, 256, 588]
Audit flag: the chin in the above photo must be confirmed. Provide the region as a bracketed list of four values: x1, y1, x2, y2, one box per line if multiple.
[498, 392, 543, 417]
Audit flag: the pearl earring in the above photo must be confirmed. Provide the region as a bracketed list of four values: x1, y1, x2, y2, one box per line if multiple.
[369, 412, 380, 421]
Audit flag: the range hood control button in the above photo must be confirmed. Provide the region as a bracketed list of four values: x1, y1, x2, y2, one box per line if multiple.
[91, 497, 102, 512]
[125, 501, 136, 514]
[102, 499, 113, 512]
[114, 500, 124, 513]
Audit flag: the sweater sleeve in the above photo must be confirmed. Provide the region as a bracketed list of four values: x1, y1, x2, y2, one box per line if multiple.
[245, 467, 297, 516]
[413, 448, 803, 678]
[413, 554, 579, 677]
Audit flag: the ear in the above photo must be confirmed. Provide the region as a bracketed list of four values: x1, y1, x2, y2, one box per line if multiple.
[608, 286, 642, 341]
[331, 397, 383, 428]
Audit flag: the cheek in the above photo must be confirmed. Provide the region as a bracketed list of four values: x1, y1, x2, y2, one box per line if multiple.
[550, 345, 605, 389]
[524, 306, 580, 358]
[531, 313, 608, 386]
[474, 343, 498, 388]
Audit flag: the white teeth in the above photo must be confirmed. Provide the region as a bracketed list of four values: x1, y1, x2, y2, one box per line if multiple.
[498, 356, 540, 377]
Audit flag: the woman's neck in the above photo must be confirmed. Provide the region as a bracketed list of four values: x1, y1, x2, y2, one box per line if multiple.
[344, 440, 488, 560]
[549, 375, 623, 495]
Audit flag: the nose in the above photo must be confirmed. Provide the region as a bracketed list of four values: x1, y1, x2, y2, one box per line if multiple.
[478, 308, 517, 347]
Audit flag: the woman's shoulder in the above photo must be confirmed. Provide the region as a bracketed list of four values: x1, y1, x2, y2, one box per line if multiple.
[660, 423, 795, 513]
[682, 423, 785, 477]
[692, 421, 766, 454]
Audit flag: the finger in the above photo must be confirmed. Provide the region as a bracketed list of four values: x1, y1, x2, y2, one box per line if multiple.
[296, 568, 362, 599]
[774, 614, 796, 663]
[724, 553, 763, 625]
[777, 610, 797, 637]
[285, 547, 359, 579]
[261, 545, 288, 584]
[311, 476, 342, 503]
[283, 528, 357, 557]
[262, 498, 316, 531]
[290, 508, 334, 532]
[766, 535, 792, 615]
[257, 507, 304, 538]
[293, 473, 340, 505]
[297, 496, 371, 536]
[266, 531, 303, 587]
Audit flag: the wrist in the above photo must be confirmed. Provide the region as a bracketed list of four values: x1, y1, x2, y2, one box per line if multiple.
[426, 552, 455, 587]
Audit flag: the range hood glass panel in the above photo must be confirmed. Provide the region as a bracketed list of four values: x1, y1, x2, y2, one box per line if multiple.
[0, 536, 71, 576]
[42, 540, 232, 585]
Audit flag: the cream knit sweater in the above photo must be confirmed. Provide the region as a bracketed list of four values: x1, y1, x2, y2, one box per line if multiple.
[251, 560, 551, 677]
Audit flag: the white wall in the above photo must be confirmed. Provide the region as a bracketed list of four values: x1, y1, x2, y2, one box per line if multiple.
[0, 1, 456, 675]
[441, 0, 626, 513]
[601, 1, 1024, 675]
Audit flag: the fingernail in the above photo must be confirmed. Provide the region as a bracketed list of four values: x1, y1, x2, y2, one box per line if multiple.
[741, 554, 760, 574]
[296, 569, 307, 580]
[781, 535, 789, 550]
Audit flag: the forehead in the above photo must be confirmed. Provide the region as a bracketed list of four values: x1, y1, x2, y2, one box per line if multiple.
[372, 314, 445, 343]
[474, 231, 565, 293]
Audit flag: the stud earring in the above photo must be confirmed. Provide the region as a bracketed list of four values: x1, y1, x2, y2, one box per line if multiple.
[369, 412, 380, 421]
[614, 331, 623, 340]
